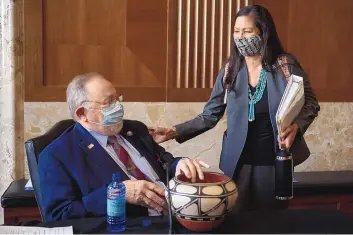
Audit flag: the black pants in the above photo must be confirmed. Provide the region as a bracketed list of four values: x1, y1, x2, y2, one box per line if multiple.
[232, 164, 289, 213]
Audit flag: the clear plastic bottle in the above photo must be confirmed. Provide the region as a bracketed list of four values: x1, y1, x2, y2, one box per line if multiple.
[107, 172, 126, 233]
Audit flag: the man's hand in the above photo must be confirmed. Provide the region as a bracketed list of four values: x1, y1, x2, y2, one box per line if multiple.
[121, 180, 167, 212]
[148, 126, 176, 143]
[278, 124, 299, 150]
[176, 158, 209, 183]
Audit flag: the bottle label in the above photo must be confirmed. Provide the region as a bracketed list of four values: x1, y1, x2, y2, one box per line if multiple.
[107, 199, 126, 217]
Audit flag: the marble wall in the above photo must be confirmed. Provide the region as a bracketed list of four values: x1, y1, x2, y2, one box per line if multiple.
[0, 0, 24, 225]
[8, 96, 353, 225]
[24, 102, 353, 176]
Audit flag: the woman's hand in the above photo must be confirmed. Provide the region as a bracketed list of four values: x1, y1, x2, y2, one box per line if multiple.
[277, 124, 299, 150]
[148, 126, 177, 143]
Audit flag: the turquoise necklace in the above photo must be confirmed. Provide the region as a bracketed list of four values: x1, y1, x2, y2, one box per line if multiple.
[248, 68, 267, 122]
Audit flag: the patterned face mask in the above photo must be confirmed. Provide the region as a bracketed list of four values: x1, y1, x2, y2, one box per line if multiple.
[234, 35, 262, 57]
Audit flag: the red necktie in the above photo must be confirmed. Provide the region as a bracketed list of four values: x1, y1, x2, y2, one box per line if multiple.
[108, 136, 145, 180]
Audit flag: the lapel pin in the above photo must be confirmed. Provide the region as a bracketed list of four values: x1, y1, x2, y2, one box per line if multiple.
[88, 143, 94, 149]
[127, 131, 133, 136]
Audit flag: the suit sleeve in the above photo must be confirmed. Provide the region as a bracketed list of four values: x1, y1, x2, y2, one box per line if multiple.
[174, 67, 227, 143]
[153, 141, 180, 177]
[38, 149, 107, 221]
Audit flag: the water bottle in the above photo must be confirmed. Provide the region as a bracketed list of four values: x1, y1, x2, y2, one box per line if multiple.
[275, 148, 293, 200]
[107, 172, 126, 233]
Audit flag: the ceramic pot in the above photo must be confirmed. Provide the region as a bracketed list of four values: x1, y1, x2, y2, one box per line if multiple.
[168, 172, 238, 232]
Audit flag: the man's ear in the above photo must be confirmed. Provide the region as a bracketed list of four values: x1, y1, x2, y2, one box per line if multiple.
[75, 106, 87, 121]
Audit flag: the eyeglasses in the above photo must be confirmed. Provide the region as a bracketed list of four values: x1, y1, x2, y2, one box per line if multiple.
[81, 95, 123, 108]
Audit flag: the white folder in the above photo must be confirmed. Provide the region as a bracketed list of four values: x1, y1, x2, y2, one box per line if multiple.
[276, 75, 305, 134]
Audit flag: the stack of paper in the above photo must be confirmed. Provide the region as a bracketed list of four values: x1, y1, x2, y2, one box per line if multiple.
[276, 75, 305, 135]
[0, 226, 73, 234]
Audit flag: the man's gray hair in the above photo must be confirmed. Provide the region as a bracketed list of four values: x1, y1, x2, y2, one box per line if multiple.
[66, 72, 103, 119]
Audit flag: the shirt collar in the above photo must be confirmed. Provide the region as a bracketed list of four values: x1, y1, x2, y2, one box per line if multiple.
[82, 126, 109, 147]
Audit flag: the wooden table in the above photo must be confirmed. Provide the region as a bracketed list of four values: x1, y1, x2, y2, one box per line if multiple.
[290, 171, 353, 217]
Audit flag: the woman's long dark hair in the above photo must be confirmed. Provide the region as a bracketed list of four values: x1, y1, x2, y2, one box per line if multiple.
[225, 5, 293, 90]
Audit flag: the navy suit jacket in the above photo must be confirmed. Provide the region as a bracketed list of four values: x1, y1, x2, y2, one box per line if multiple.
[38, 120, 179, 221]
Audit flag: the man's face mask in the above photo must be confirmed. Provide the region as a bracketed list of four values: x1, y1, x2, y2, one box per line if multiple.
[234, 35, 262, 57]
[86, 102, 124, 126]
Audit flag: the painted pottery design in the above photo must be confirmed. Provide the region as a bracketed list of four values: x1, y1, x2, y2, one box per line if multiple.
[169, 172, 238, 232]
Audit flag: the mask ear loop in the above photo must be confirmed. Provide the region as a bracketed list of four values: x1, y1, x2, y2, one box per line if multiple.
[118, 94, 124, 123]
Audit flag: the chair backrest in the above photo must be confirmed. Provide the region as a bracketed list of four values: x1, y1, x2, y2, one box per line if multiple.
[25, 119, 75, 221]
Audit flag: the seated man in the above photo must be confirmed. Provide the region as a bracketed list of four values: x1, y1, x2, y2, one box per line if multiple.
[38, 72, 206, 221]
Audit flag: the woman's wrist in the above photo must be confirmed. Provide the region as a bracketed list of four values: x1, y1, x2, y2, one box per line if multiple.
[167, 126, 177, 139]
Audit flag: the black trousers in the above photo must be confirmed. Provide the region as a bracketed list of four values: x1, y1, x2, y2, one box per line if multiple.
[232, 164, 289, 213]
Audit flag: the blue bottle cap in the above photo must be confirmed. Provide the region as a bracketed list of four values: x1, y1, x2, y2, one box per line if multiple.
[112, 172, 122, 182]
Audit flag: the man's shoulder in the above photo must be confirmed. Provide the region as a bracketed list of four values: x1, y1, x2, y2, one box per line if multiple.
[39, 124, 77, 163]
[122, 119, 148, 133]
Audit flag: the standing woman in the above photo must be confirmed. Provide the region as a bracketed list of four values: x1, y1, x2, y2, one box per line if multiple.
[149, 5, 320, 211]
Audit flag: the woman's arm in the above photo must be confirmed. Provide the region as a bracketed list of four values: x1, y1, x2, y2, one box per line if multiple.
[174, 67, 227, 143]
[278, 55, 320, 149]
[289, 61, 320, 135]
